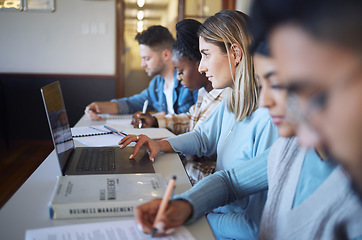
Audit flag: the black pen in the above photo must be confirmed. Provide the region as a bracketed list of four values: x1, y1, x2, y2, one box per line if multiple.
[104, 125, 128, 137]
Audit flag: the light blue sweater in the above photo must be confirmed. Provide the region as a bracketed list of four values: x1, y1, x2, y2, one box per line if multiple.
[174, 137, 362, 239]
[167, 103, 279, 239]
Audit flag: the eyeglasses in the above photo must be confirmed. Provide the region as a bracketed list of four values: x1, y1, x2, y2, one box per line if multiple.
[286, 91, 326, 125]
[285, 61, 362, 125]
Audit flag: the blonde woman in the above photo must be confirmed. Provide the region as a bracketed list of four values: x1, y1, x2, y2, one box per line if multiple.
[120, 10, 278, 239]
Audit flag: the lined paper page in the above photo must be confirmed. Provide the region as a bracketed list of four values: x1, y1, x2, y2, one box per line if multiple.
[25, 219, 195, 240]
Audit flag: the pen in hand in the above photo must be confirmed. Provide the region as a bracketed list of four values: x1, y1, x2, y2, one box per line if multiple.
[151, 175, 177, 237]
[139, 100, 149, 128]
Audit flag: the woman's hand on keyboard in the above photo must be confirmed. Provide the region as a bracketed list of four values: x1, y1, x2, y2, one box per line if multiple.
[119, 135, 174, 162]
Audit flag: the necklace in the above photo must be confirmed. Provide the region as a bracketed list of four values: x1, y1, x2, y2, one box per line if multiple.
[224, 121, 238, 141]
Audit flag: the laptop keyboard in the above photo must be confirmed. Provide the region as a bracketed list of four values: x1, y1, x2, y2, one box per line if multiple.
[76, 148, 116, 172]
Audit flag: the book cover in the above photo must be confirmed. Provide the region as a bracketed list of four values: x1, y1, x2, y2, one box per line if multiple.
[49, 173, 167, 219]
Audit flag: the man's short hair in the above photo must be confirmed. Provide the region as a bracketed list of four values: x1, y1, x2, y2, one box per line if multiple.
[135, 25, 175, 51]
[249, 0, 362, 55]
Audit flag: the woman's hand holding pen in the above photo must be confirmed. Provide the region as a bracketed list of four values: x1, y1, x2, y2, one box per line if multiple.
[131, 111, 158, 128]
[135, 199, 193, 237]
[118, 135, 174, 162]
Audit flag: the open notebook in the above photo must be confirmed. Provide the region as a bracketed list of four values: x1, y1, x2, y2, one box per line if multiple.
[71, 125, 175, 147]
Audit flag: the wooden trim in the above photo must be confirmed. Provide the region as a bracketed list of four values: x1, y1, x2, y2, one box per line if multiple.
[125, 2, 167, 10]
[0, 73, 116, 79]
[115, 0, 125, 98]
[222, 0, 236, 9]
[184, 15, 211, 19]
[178, 0, 185, 22]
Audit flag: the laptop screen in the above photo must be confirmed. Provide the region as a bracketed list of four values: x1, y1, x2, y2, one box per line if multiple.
[41, 81, 74, 172]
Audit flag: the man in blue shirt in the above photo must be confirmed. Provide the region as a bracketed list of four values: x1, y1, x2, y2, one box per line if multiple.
[85, 25, 197, 120]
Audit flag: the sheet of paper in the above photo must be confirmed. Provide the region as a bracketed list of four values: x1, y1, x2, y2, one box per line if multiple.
[25, 219, 196, 240]
[106, 119, 134, 130]
[98, 114, 133, 120]
[73, 133, 135, 147]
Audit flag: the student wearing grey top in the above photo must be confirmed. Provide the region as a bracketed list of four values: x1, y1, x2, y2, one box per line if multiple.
[250, 0, 362, 201]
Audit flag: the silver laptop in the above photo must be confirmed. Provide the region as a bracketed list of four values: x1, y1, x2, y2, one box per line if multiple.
[41, 81, 154, 175]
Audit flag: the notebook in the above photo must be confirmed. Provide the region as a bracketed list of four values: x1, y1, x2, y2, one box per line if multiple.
[71, 125, 175, 140]
[71, 125, 113, 138]
[40, 81, 154, 175]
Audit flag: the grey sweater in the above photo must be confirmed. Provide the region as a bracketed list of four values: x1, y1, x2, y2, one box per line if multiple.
[260, 137, 362, 240]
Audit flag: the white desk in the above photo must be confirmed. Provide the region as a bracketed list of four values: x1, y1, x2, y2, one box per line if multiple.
[0, 115, 215, 240]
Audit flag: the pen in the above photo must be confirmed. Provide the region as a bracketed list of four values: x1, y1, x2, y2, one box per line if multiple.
[139, 100, 149, 128]
[104, 125, 128, 137]
[151, 175, 177, 237]
[89, 126, 109, 133]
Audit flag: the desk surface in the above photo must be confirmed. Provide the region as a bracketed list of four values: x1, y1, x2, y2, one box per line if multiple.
[0, 115, 215, 240]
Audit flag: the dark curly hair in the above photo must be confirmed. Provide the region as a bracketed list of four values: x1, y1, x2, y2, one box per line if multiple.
[172, 19, 202, 62]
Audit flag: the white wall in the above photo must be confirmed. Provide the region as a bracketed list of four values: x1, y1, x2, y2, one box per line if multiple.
[161, 0, 177, 36]
[0, 0, 116, 75]
[236, 0, 253, 14]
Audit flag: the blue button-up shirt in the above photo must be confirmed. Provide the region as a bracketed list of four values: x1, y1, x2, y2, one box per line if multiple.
[111, 70, 197, 114]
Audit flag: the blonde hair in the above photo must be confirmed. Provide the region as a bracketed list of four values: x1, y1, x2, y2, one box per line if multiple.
[198, 10, 259, 121]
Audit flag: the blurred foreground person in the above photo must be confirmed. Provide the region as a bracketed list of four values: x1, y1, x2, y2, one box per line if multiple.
[250, 0, 362, 200]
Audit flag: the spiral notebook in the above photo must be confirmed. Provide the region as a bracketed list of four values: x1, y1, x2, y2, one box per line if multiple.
[72, 125, 175, 140]
[71, 126, 112, 138]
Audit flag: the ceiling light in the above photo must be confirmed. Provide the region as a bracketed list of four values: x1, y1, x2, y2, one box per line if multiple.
[137, 20, 144, 32]
[137, 10, 144, 20]
[137, 0, 145, 8]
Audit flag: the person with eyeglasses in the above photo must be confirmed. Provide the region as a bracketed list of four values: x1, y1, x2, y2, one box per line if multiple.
[255, 41, 358, 240]
[130, 37, 361, 239]
[249, 0, 362, 238]
[250, 0, 362, 204]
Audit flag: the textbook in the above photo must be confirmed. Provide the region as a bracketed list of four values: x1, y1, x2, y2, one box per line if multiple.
[49, 173, 167, 219]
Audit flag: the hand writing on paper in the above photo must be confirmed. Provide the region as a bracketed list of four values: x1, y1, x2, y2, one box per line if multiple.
[135, 198, 193, 237]
[131, 111, 158, 128]
[84, 101, 119, 120]
[118, 135, 173, 162]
